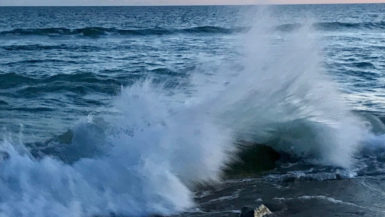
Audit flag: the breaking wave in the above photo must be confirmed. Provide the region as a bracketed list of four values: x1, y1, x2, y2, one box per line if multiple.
[0, 10, 383, 217]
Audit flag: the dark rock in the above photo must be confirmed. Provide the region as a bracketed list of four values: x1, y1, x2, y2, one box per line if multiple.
[240, 207, 255, 217]
[224, 143, 280, 178]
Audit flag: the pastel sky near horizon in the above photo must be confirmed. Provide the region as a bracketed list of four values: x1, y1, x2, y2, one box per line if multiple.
[1, 0, 385, 6]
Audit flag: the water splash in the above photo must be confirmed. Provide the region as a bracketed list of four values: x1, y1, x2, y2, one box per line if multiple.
[191, 13, 369, 167]
[0, 9, 372, 217]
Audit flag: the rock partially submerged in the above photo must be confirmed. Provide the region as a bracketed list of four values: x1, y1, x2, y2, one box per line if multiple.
[240, 207, 254, 217]
[254, 204, 272, 217]
[240, 204, 272, 217]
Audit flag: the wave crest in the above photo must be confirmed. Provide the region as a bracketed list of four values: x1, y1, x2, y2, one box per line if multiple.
[0, 10, 376, 217]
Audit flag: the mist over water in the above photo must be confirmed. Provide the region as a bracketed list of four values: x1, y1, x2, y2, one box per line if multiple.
[1, 5, 385, 217]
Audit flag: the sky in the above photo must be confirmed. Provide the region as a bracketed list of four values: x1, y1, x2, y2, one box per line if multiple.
[1, 0, 385, 6]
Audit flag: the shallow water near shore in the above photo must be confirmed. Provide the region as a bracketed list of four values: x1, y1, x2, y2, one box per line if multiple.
[174, 175, 385, 217]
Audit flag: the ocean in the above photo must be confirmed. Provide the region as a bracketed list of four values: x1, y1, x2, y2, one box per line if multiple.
[1, 4, 385, 217]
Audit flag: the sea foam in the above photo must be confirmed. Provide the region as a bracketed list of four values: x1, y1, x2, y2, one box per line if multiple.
[0, 9, 371, 217]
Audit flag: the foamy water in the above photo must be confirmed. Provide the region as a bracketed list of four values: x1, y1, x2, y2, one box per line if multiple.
[1, 5, 385, 217]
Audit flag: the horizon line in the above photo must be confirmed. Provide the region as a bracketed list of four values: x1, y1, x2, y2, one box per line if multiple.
[1, 2, 385, 7]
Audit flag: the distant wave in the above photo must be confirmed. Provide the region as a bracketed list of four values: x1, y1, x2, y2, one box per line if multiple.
[0, 72, 121, 96]
[0, 26, 247, 37]
[1, 44, 101, 51]
[277, 21, 385, 31]
[0, 68, 187, 97]
[1, 22, 383, 38]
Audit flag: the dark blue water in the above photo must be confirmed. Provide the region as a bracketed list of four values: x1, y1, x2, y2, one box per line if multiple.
[0, 6, 244, 142]
[1, 4, 385, 217]
[1, 5, 385, 142]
